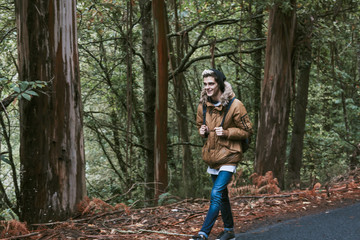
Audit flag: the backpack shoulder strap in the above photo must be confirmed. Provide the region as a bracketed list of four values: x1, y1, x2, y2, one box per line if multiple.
[202, 104, 207, 125]
[220, 97, 236, 127]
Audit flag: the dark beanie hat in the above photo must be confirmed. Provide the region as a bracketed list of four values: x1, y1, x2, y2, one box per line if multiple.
[210, 69, 226, 82]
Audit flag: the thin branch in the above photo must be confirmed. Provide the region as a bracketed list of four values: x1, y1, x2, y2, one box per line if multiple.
[0, 27, 16, 44]
[80, 37, 126, 46]
[168, 142, 203, 148]
[112, 228, 193, 237]
[167, 18, 241, 38]
[105, 182, 158, 202]
[0, 94, 16, 113]
[4, 232, 41, 240]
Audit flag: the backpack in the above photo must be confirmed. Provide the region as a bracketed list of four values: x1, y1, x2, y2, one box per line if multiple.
[203, 97, 251, 153]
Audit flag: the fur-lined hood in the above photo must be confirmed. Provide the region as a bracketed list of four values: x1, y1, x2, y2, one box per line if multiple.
[199, 81, 235, 106]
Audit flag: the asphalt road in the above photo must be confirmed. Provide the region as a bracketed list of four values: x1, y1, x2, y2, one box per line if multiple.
[235, 202, 360, 240]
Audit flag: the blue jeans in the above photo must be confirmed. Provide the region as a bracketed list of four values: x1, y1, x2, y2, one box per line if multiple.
[199, 171, 234, 237]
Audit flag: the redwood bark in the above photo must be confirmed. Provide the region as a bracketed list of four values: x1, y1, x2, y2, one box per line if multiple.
[287, 16, 313, 188]
[254, 1, 296, 188]
[251, 6, 264, 132]
[139, 0, 156, 202]
[15, 0, 86, 223]
[153, 0, 169, 200]
[125, 0, 134, 196]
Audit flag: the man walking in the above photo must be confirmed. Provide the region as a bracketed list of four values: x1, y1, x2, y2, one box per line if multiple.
[191, 69, 253, 240]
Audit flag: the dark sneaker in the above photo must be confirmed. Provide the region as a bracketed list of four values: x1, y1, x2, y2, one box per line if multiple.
[216, 230, 235, 240]
[189, 234, 208, 240]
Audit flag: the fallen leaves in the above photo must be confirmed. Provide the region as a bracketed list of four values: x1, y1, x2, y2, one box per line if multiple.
[1, 169, 360, 239]
[0, 220, 30, 239]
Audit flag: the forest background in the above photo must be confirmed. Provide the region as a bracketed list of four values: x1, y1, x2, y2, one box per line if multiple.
[0, 0, 359, 224]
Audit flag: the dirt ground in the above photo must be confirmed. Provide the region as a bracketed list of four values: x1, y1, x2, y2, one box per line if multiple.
[1, 169, 360, 240]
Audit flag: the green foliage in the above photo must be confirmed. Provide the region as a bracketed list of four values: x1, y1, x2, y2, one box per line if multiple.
[9, 80, 45, 100]
[0, 75, 46, 102]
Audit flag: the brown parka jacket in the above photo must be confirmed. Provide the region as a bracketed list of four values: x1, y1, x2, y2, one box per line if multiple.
[196, 81, 253, 169]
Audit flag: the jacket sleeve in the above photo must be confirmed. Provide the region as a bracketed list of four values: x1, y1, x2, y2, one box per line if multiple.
[226, 100, 253, 140]
[196, 103, 209, 138]
[196, 103, 204, 130]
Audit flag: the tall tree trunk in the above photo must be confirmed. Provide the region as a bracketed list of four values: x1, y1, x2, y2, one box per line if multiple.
[139, 0, 156, 203]
[357, 29, 360, 81]
[251, 6, 264, 133]
[254, 1, 296, 188]
[125, 0, 134, 197]
[15, 0, 86, 223]
[152, 0, 168, 200]
[167, 0, 193, 197]
[176, 74, 193, 197]
[287, 16, 313, 189]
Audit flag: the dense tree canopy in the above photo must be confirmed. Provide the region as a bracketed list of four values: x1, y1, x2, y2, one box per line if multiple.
[0, 0, 359, 221]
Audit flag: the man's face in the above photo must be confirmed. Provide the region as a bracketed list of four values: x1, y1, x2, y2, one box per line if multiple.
[203, 76, 220, 99]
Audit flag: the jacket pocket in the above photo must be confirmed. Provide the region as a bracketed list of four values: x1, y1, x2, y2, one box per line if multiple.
[218, 137, 241, 152]
[212, 145, 240, 168]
